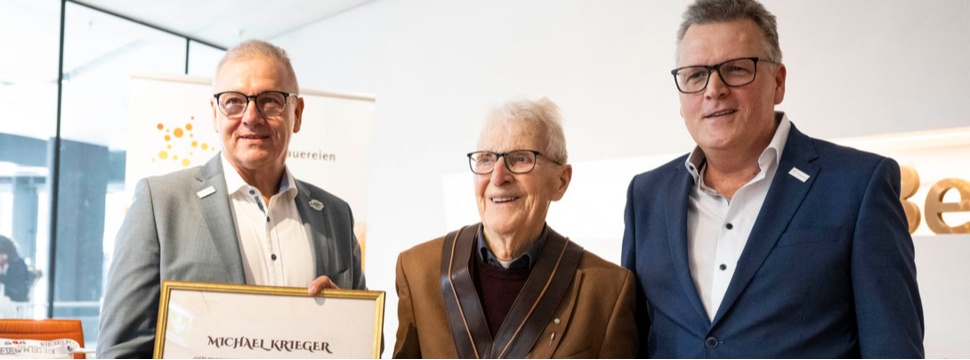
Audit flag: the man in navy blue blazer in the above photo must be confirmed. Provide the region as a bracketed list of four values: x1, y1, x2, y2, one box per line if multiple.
[621, 0, 924, 357]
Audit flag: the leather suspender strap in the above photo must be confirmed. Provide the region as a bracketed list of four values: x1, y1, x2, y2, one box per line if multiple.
[440, 224, 584, 359]
[440, 224, 492, 359]
[492, 228, 583, 359]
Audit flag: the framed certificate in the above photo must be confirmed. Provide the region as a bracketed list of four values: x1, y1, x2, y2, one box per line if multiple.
[153, 280, 384, 359]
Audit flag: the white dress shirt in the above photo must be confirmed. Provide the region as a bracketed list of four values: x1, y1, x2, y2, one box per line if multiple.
[222, 155, 314, 287]
[685, 113, 791, 321]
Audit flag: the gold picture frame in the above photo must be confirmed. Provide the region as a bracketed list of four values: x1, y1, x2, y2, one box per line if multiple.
[153, 280, 384, 359]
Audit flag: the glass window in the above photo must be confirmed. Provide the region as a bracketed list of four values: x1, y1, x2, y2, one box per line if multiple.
[0, 0, 61, 319]
[2, 0, 224, 344]
[55, 2, 186, 342]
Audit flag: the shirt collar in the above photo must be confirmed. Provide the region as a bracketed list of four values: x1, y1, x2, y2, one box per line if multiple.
[684, 111, 792, 183]
[477, 224, 548, 270]
[221, 152, 299, 197]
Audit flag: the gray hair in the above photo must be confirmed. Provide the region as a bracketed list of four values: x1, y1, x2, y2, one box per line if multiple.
[214, 39, 299, 92]
[676, 0, 782, 63]
[480, 97, 568, 164]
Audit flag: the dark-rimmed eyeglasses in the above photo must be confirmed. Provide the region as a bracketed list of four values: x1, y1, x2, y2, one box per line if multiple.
[671, 57, 777, 94]
[213, 91, 297, 117]
[466, 150, 562, 175]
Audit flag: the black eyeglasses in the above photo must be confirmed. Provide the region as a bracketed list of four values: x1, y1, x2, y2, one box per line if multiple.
[671, 57, 777, 94]
[466, 150, 562, 175]
[213, 91, 296, 117]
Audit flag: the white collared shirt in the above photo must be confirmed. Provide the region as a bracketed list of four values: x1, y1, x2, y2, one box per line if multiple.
[684, 112, 791, 321]
[221, 154, 314, 287]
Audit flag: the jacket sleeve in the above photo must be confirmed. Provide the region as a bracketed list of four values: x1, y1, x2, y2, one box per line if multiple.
[598, 269, 639, 358]
[97, 178, 162, 359]
[349, 206, 367, 291]
[621, 175, 651, 357]
[852, 158, 924, 358]
[392, 252, 421, 358]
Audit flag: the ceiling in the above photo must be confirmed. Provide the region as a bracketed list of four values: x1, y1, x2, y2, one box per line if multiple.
[74, 0, 376, 49]
[0, 0, 376, 150]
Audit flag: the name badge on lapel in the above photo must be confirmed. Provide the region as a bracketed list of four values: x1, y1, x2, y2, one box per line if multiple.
[789, 167, 810, 183]
[196, 186, 216, 199]
[309, 199, 324, 211]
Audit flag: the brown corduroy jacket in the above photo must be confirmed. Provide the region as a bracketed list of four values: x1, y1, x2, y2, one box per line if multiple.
[393, 229, 637, 358]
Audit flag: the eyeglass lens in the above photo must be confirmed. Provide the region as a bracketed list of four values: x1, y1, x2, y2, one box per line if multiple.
[218, 92, 288, 117]
[675, 58, 758, 93]
[469, 151, 537, 174]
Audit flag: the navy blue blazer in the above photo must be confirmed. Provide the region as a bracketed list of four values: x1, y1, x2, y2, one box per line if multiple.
[621, 123, 924, 358]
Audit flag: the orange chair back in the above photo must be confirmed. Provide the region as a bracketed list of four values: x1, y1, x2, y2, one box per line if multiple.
[0, 319, 85, 359]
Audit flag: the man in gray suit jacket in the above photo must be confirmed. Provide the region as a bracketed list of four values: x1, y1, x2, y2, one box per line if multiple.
[98, 40, 366, 358]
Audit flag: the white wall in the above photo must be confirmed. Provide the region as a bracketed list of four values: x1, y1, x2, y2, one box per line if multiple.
[270, 0, 970, 356]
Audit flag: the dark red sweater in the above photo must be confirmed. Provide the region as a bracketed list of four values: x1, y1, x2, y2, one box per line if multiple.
[473, 254, 532, 337]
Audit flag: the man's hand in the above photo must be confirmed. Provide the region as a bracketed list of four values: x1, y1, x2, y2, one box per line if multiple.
[307, 275, 341, 295]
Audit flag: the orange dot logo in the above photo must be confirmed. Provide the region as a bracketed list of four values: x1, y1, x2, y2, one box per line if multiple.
[152, 115, 207, 166]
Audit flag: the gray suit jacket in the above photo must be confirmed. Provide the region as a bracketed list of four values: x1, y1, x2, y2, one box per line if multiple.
[97, 155, 366, 358]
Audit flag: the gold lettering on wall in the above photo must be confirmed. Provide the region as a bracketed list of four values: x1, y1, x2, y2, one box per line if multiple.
[899, 165, 921, 233]
[924, 178, 970, 234]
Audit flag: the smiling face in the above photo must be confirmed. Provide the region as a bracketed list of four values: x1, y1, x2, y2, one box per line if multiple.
[678, 18, 786, 156]
[474, 118, 571, 243]
[211, 55, 304, 178]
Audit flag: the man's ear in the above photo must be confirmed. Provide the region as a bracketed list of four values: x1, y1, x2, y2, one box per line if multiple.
[210, 98, 219, 132]
[774, 63, 787, 105]
[550, 164, 572, 201]
[292, 97, 305, 133]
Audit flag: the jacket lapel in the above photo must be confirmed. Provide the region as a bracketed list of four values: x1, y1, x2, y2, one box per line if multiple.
[711, 125, 819, 326]
[195, 155, 245, 283]
[294, 181, 332, 276]
[440, 224, 493, 358]
[439, 224, 584, 359]
[530, 270, 583, 358]
[666, 164, 710, 324]
[492, 228, 583, 359]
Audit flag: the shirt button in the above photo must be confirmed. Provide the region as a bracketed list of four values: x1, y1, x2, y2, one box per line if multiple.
[249, 189, 255, 195]
[725, 223, 733, 230]
[719, 264, 727, 271]
[266, 217, 270, 223]
[271, 254, 277, 261]
[705, 336, 718, 349]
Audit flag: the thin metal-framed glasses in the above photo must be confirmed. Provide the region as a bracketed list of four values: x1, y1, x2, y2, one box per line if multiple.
[671, 57, 776, 94]
[466, 150, 562, 175]
[213, 91, 297, 117]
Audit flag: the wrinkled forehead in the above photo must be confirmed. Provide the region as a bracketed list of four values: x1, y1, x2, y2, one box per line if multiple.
[678, 19, 766, 66]
[213, 55, 295, 92]
[476, 118, 546, 152]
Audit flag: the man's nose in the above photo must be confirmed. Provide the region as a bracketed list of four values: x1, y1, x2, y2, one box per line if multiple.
[489, 157, 514, 185]
[240, 99, 265, 125]
[705, 70, 730, 99]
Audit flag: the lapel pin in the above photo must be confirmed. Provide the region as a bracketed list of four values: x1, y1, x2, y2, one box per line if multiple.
[196, 186, 216, 199]
[309, 199, 324, 211]
[788, 167, 810, 183]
